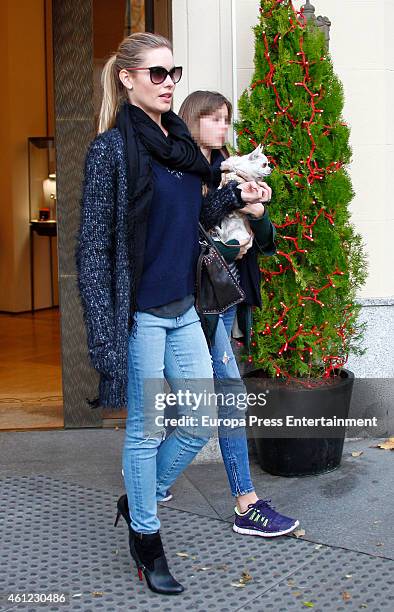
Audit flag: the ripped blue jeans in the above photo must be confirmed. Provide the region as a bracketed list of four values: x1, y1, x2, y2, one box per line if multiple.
[211, 305, 255, 497]
[122, 305, 216, 533]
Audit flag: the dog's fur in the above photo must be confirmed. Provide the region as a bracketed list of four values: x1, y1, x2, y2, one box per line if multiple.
[211, 145, 272, 250]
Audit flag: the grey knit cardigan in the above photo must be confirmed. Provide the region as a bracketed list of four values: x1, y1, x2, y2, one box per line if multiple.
[76, 127, 247, 409]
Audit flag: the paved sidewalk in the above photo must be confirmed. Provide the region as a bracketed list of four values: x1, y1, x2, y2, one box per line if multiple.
[0, 430, 393, 611]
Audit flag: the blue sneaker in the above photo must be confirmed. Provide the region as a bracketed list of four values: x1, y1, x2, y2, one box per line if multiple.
[233, 499, 299, 537]
[159, 490, 173, 502]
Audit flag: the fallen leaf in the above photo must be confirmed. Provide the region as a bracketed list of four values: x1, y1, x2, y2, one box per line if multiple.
[360, 605, 368, 609]
[240, 571, 252, 584]
[91, 592, 104, 597]
[190, 555, 197, 560]
[351, 451, 363, 457]
[230, 582, 246, 588]
[293, 528, 306, 538]
[246, 556, 257, 561]
[287, 579, 296, 586]
[345, 574, 352, 579]
[192, 563, 229, 572]
[176, 552, 189, 558]
[292, 591, 302, 597]
[342, 591, 352, 601]
[303, 602, 314, 608]
[374, 438, 394, 450]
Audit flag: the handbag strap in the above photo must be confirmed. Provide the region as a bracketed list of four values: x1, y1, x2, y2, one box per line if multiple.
[198, 222, 215, 246]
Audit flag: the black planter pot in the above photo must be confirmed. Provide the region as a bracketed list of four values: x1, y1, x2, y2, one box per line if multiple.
[243, 368, 355, 477]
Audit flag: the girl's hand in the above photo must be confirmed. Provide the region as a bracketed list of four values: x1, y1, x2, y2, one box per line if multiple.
[256, 181, 272, 203]
[235, 244, 249, 260]
[238, 202, 265, 218]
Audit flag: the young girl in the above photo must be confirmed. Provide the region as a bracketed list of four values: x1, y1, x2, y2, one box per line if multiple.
[76, 34, 266, 595]
[178, 90, 299, 538]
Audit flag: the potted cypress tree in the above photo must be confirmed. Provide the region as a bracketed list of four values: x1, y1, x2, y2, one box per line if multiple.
[235, 0, 368, 476]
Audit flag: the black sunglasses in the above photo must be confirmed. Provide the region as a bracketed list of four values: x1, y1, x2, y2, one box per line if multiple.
[126, 65, 183, 84]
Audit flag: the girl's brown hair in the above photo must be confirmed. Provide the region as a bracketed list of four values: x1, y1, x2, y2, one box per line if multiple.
[98, 32, 173, 134]
[178, 90, 232, 146]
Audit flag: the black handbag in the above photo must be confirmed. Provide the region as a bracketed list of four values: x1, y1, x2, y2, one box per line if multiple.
[195, 222, 245, 315]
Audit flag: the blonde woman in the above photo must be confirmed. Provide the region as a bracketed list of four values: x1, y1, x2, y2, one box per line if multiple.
[76, 35, 266, 595]
[177, 91, 299, 539]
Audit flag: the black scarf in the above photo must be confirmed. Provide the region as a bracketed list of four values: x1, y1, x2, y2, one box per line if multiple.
[116, 100, 213, 183]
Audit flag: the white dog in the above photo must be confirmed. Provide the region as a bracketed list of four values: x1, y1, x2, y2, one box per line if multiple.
[211, 144, 272, 254]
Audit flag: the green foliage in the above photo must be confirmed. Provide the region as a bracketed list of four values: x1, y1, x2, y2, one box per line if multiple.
[234, 0, 368, 379]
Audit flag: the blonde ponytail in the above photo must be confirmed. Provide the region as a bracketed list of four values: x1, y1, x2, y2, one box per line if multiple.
[98, 55, 125, 133]
[97, 32, 173, 134]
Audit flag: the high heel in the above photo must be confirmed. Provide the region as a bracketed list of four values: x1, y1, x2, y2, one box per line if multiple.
[114, 494, 130, 528]
[114, 494, 184, 595]
[130, 527, 184, 595]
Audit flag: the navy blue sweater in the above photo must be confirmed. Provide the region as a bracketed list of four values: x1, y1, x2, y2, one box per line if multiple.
[136, 160, 201, 310]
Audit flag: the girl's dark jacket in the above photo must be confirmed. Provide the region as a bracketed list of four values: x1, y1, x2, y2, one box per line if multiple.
[76, 127, 250, 409]
[200, 148, 277, 351]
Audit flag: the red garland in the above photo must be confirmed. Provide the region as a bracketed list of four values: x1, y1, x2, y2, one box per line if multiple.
[246, 3, 343, 187]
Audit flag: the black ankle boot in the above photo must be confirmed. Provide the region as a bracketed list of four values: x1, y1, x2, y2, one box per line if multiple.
[114, 494, 184, 595]
[131, 528, 184, 595]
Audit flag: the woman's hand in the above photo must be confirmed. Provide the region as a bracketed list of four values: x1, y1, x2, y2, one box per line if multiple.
[237, 180, 264, 204]
[237, 180, 272, 204]
[236, 180, 272, 218]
